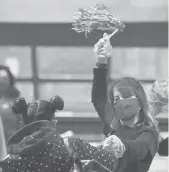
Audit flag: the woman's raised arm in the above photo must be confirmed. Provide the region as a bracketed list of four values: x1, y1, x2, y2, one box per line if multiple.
[91, 33, 115, 135]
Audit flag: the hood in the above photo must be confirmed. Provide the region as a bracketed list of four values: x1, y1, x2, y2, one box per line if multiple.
[8, 120, 60, 157]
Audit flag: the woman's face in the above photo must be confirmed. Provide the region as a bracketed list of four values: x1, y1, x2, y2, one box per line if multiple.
[113, 85, 140, 121]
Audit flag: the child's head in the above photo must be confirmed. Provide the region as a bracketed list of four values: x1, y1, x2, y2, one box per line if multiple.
[12, 95, 64, 125]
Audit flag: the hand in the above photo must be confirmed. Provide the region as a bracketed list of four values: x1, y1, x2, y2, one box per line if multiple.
[94, 33, 112, 65]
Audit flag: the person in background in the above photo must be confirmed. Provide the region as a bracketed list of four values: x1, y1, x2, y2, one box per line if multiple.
[149, 79, 168, 156]
[12, 95, 64, 125]
[0, 65, 20, 141]
[91, 33, 159, 172]
[0, 95, 82, 172]
[0, 119, 84, 172]
[11, 96, 126, 172]
[0, 96, 121, 172]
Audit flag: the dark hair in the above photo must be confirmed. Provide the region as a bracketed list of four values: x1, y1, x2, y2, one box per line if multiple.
[0, 65, 15, 87]
[12, 95, 64, 125]
[108, 77, 159, 133]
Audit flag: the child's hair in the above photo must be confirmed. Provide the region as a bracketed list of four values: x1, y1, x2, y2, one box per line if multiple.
[12, 95, 64, 125]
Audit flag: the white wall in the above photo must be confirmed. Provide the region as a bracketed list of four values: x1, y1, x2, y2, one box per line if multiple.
[0, 0, 167, 22]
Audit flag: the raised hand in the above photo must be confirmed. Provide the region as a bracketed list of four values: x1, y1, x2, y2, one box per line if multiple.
[94, 33, 112, 65]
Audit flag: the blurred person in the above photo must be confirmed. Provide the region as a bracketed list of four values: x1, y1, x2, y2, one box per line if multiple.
[149, 79, 168, 156]
[0, 120, 85, 172]
[0, 65, 20, 141]
[11, 96, 125, 172]
[0, 97, 123, 172]
[12, 95, 64, 125]
[0, 96, 81, 172]
[12, 96, 74, 139]
[10, 95, 65, 153]
[91, 33, 159, 172]
[0, 120, 116, 172]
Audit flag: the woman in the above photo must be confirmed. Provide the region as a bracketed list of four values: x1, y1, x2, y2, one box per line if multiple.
[91, 33, 159, 172]
[149, 79, 168, 156]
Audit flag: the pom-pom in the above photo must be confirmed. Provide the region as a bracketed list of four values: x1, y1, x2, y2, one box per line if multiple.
[50, 95, 64, 111]
[100, 135, 126, 159]
[12, 98, 27, 114]
[72, 4, 125, 37]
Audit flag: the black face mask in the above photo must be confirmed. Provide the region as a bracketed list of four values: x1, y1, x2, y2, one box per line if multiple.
[114, 97, 140, 121]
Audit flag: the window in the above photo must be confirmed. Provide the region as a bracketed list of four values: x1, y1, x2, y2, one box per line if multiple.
[37, 46, 95, 79]
[110, 48, 168, 79]
[39, 82, 95, 112]
[15, 82, 34, 102]
[0, 46, 32, 78]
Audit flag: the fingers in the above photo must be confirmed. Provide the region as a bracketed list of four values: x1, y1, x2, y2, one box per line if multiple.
[103, 32, 109, 40]
[97, 48, 107, 54]
[103, 33, 111, 48]
[94, 38, 105, 50]
[94, 46, 107, 56]
[94, 33, 110, 52]
[94, 33, 112, 64]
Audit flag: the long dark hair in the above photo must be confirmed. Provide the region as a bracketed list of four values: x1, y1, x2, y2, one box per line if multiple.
[107, 77, 159, 133]
[12, 95, 64, 125]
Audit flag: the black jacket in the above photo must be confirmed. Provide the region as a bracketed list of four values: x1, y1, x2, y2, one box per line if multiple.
[91, 67, 159, 172]
[0, 120, 75, 172]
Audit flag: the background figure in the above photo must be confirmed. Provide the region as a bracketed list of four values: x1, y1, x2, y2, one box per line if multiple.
[149, 79, 168, 156]
[0, 65, 20, 141]
[0, 120, 81, 172]
[10, 96, 123, 172]
[0, 118, 116, 172]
